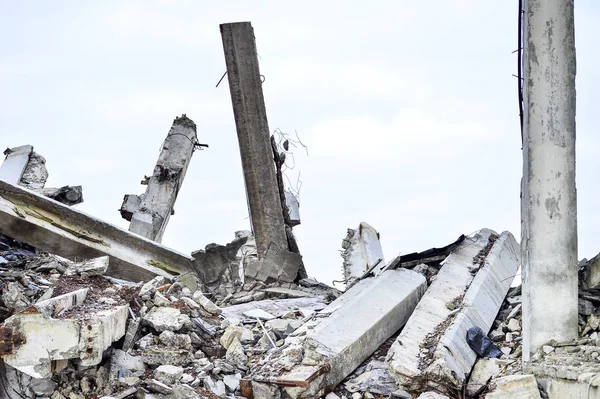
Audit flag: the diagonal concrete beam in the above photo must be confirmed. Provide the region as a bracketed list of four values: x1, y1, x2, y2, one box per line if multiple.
[387, 230, 520, 395]
[0, 180, 195, 282]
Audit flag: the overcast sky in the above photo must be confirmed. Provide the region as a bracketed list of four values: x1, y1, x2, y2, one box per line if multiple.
[1, 1, 599, 285]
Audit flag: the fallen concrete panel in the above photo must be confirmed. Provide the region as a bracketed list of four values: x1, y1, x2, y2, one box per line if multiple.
[537, 376, 600, 399]
[0, 146, 32, 185]
[245, 269, 426, 398]
[1, 288, 128, 378]
[0, 180, 196, 282]
[387, 229, 520, 394]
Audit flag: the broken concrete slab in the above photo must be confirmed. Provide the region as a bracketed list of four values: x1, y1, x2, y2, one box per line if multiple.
[1, 288, 128, 378]
[191, 234, 248, 285]
[485, 375, 541, 399]
[466, 358, 514, 397]
[142, 306, 190, 332]
[124, 115, 201, 243]
[18, 151, 48, 190]
[387, 229, 519, 394]
[245, 269, 426, 398]
[0, 146, 33, 185]
[341, 222, 385, 285]
[0, 179, 196, 282]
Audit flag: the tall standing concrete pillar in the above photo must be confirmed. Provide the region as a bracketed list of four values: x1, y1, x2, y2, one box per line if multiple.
[220, 22, 288, 259]
[521, 0, 578, 361]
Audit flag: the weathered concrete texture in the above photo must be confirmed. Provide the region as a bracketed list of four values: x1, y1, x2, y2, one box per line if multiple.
[18, 152, 48, 190]
[1, 288, 128, 378]
[63, 256, 109, 277]
[485, 375, 541, 399]
[341, 222, 385, 285]
[0, 146, 32, 185]
[220, 22, 288, 260]
[387, 229, 520, 394]
[250, 269, 426, 398]
[191, 234, 248, 285]
[537, 376, 600, 399]
[245, 244, 302, 283]
[521, 0, 578, 360]
[0, 180, 196, 282]
[126, 115, 199, 243]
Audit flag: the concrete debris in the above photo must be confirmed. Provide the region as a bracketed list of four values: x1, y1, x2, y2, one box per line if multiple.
[1, 145, 84, 206]
[341, 222, 386, 286]
[485, 375, 541, 399]
[245, 244, 303, 283]
[122, 114, 201, 243]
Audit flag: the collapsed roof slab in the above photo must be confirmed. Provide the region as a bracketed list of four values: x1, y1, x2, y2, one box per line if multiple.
[387, 230, 520, 395]
[0, 180, 195, 282]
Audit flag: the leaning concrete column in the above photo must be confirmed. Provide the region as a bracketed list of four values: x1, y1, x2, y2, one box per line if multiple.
[125, 115, 199, 243]
[220, 22, 288, 259]
[521, 0, 578, 360]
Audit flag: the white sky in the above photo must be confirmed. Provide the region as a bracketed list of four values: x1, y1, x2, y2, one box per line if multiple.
[1, 1, 599, 285]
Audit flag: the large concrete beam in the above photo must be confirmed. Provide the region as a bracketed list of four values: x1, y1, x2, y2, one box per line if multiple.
[243, 269, 426, 398]
[387, 229, 519, 394]
[0, 180, 195, 282]
[521, 0, 578, 360]
[123, 115, 200, 243]
[220, 22, 288, 260]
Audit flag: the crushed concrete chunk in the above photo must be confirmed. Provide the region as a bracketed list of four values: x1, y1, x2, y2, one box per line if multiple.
[245, 244, 302, 283]
[142, 306, 190, 332]
[154, 365, 184, 385]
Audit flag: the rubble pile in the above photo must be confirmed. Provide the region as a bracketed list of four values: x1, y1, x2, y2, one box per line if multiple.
[2, 220, 600, 399]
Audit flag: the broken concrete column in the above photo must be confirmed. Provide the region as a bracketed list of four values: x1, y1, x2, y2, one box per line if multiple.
[341, 222, 385, 285]
[0, 288, 128, 378]
[244, 269, 426, 398]
[387, 229, 520, 394]
[123, 115, 199, 243]
[521, 0, 578, 361]
[220, 22, 288, 261]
